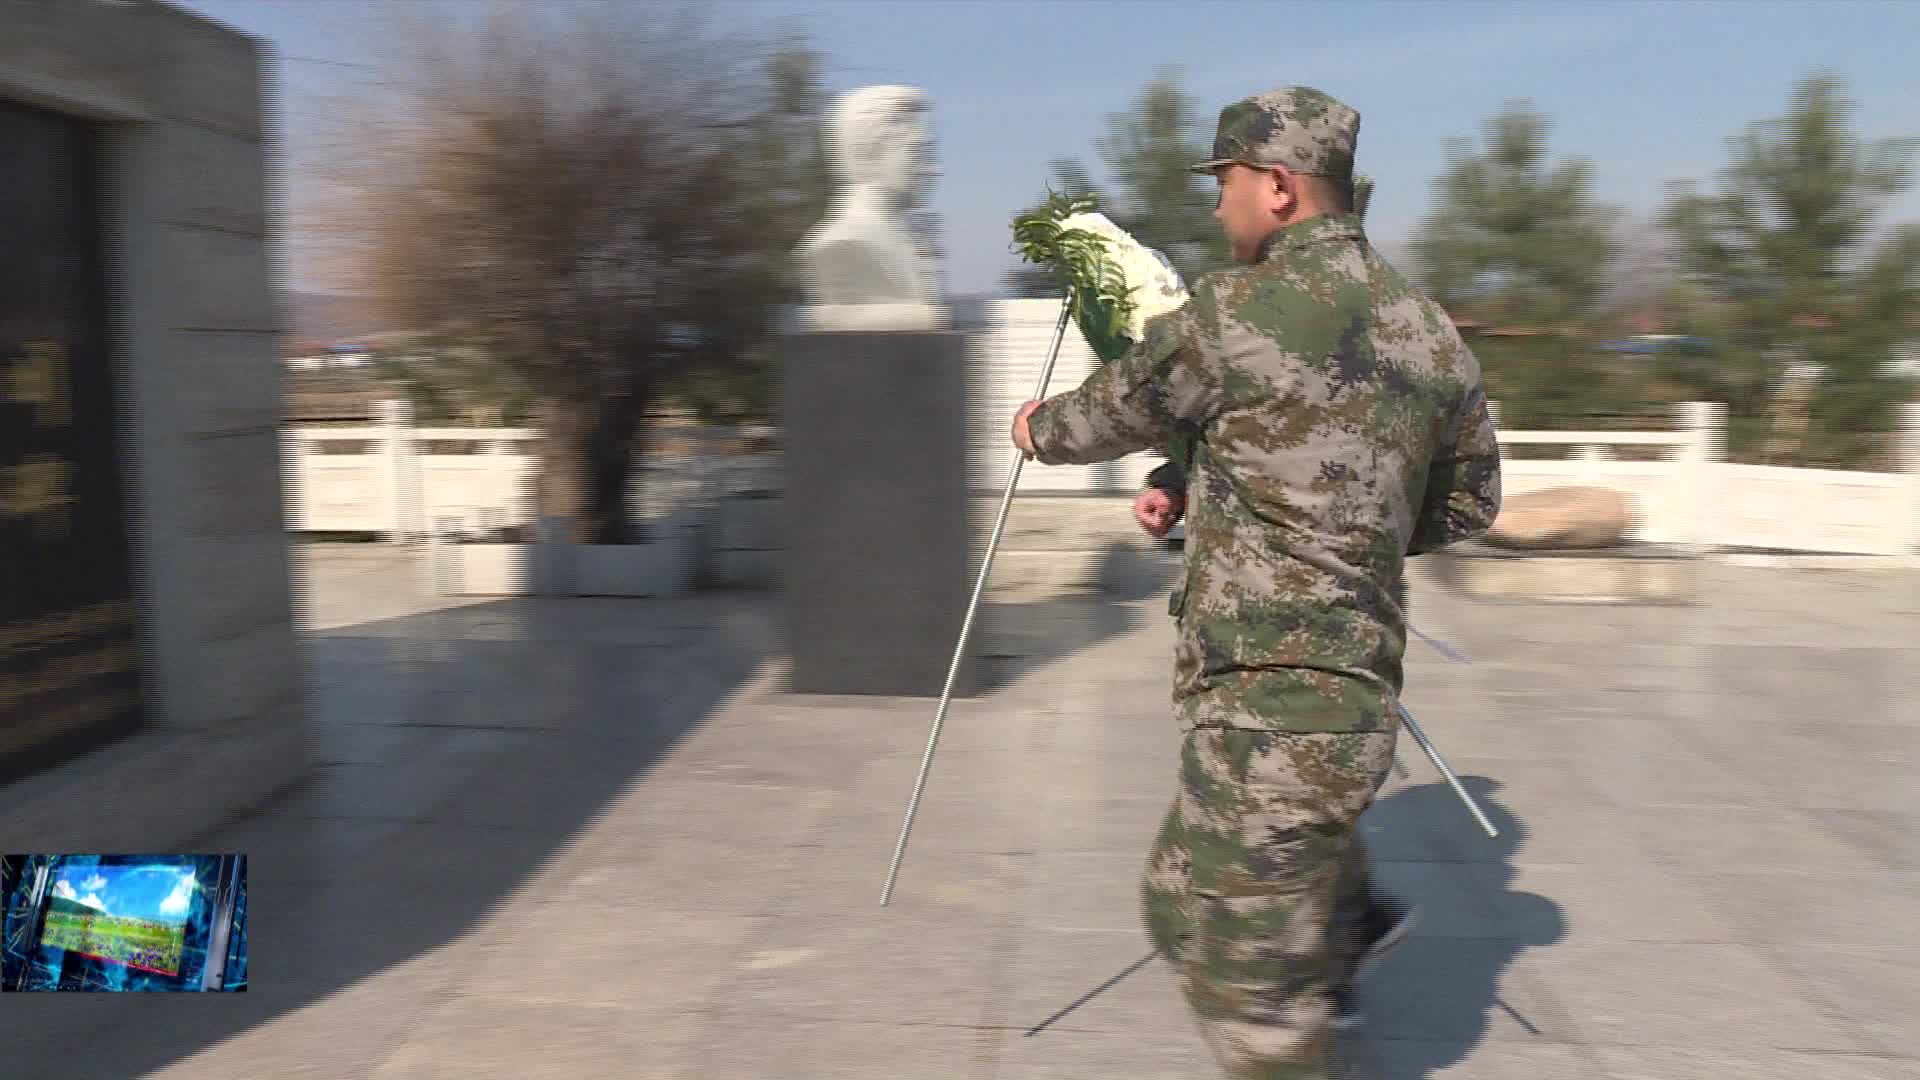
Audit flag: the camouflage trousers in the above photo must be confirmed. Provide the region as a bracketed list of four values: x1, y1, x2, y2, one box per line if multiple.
[1141, 726, 1398, 1080]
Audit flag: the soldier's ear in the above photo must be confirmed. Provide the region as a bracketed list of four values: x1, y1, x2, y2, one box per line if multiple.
[1268, 166, 1298, 211]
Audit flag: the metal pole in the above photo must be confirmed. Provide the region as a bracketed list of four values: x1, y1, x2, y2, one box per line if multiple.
[1396, 700, 1499, 838]
[880, 296, 1076, 907]
[1398, 580, 1486, 832]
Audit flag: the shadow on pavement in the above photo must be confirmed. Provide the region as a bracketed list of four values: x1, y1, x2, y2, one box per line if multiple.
[1023, 951, 1158, 1037]
[1348, 775, 1567, 1078]
[0, 591, 774, 1079]
[975, 540, 1180, 694]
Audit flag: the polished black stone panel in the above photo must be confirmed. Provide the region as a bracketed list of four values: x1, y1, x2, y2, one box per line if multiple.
[778, 330, 981, 697]
[0, 100, 150, 783]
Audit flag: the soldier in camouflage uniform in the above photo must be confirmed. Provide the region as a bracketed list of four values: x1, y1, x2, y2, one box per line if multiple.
[1012, 87, 1501, 1078]
[1128, 166, 1421, 1038]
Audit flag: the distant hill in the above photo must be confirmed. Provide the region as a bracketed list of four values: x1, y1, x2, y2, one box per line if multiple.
[47, 895, 105, 919]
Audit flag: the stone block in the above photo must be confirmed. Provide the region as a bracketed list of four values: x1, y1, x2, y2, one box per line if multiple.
[188, 429, 289, 536]
[0, 0, 156, 123]
[779, 329, 979, 696]
[167, 223, 277, 332]
[436, 543, 535, 596]
[189, 530, 296, 643]
[145, 6, 267, 142]
[0, 5, 302, 815]
[1486, 485, 1635, 550]
[160, 123, 267, 235]
[196, 626, 302, 726]
[573, 535, 695, 598]
[170, 330, 281, 434]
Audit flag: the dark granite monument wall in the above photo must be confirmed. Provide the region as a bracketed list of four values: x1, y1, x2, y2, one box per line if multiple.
[779, 330, 982, 697]
[0, 101, 149, 783]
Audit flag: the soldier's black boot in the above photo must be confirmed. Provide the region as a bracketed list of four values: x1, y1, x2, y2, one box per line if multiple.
[1352, 887, 1418, 983]
[1332, 887, 1420, 1031]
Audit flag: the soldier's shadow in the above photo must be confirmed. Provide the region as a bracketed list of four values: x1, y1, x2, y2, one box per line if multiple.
[973, 540, 1179, 692]
[1343, 775, 1567, 1078]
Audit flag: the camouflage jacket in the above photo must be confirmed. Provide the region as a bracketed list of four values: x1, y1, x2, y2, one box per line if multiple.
[1027, 213, 1501, 732]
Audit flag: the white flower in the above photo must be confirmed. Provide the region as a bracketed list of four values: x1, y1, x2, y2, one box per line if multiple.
[1055, 212, 1191, 340]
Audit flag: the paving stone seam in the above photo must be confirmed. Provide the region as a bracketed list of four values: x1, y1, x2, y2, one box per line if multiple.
[1691, 887, 1901, 1058]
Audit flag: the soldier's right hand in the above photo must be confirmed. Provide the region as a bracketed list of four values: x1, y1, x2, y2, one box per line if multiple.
[1134, 486, 1185, 539]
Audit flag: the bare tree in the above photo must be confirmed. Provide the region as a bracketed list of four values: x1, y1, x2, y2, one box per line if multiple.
[312, 4, 814, 543]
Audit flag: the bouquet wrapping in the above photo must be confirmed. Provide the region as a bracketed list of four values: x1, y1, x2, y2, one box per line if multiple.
[1048, 211, 1191, 363]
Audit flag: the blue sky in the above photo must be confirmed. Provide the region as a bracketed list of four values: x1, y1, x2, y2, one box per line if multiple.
[52, 864, 197, 923]
[182, 0, 1920, 296]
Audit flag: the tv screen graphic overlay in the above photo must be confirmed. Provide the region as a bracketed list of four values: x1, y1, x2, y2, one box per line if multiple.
[42, 863, 189, 976]
[1, 854, 248, 991]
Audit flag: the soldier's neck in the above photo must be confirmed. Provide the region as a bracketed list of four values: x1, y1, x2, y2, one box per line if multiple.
[1255, 209, 1350, 262]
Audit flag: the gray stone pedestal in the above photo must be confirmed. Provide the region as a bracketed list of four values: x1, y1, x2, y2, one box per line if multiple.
[778, 329, 981, 697]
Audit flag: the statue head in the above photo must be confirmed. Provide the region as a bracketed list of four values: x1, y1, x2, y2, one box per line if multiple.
[824, 85, 934, 205]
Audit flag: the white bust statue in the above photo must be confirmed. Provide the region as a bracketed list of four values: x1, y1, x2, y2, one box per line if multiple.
[791, 85, 948, 331]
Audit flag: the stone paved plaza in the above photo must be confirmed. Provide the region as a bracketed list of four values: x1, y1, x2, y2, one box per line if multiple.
[2, 541, 1915, 1079]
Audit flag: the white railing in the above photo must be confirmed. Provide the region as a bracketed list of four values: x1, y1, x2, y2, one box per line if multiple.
[284, 400, 1920, 557]
[412, 426, 541, 541]
[1492, 402, 1721, 548]
[282, 402, 735, 541]
[282, 423, 396, 534]
[1490, 401, 1920, 555]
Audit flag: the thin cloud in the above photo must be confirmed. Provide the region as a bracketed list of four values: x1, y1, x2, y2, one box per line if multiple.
[157, 872, 196, 919]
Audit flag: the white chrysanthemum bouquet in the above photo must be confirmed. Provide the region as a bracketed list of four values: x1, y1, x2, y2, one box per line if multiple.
[1049, 210, 1190, 348]
[1010, 192, 1190, 365]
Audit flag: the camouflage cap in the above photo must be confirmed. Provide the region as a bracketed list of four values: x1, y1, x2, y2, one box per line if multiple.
[1190, 87, 1360, 180]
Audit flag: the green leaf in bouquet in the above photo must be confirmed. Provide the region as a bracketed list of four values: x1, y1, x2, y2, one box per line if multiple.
[1073, 290, 1134, 362]
[1010, 187, 1139, 355]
